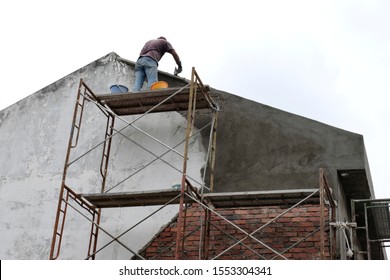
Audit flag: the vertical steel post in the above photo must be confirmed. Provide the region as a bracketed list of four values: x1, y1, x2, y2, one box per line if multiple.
[364, 203, 371, 260]
[86, 210, 101, 260]
[175, 68, 196, 259]
[50, 79, 85, 260]
[350, 199, 361, 259]
[209, 110, 218, 192]
[85, 106, 116, 259]
[202, 208, 211, 259]
[331, 199, 336, 259]
[319, 168, 326, 260]
[100, 113, 115, 193]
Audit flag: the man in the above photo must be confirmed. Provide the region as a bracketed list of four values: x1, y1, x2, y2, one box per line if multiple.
[132, 37, 182, 92]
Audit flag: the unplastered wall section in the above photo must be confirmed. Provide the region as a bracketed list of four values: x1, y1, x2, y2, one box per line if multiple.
[136, 203, 330, 260]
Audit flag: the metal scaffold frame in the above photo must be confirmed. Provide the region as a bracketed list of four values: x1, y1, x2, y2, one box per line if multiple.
[155, 168, 336, 260]
[50, 67, 220, 259]
[49, 67, 337, 260]
[351, 198, 390, 259]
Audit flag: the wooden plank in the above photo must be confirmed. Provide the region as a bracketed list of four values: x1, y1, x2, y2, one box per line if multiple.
[96, 87, 213, 116]
[81, 189, 184, 208]
[81, 189, 320, 209]
[98, 88, 187, 101]
[112, 100, 210, 115]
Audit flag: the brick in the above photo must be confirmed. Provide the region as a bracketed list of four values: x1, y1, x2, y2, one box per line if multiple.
[291, 217, 308, 222]
[234, 209, 249, 215]
[136, 204, 330, 260]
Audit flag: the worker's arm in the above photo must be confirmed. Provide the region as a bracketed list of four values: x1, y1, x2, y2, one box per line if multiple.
[169, 49, 182, 73]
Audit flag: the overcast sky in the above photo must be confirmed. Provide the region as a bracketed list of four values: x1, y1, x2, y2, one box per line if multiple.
[1, 0, 389, 202]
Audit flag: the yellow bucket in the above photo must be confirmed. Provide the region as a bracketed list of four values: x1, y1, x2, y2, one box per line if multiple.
[151, 81, 168, 90]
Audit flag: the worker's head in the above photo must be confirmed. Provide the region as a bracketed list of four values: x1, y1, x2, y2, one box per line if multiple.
[158, 36, 167, 41]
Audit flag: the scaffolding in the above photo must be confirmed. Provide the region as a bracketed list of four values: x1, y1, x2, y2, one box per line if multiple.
[351, 198, 390, 259]
[49, 68, 337, 260]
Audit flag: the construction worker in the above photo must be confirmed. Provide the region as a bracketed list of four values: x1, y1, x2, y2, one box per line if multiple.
[132, 36, 182, 92]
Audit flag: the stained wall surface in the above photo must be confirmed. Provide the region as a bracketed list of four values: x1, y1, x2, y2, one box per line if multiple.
[0, 52, 374, 259]
[211, 89, 372, 193]
[0, 52, 203, 259]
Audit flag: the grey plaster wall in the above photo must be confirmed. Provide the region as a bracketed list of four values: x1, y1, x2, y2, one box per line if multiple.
[212, 90, 368, 193]
[208, 90, 374, 260]
[0, 52, 374, 260]
[0, 52, 205, 259]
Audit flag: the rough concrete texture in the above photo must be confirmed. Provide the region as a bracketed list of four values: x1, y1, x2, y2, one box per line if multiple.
[0, 52, 374, 259]
[0, 52, 200, 259]
[212, 90, 371, 192]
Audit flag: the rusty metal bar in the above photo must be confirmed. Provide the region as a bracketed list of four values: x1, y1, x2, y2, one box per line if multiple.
[193, 70, 218, 111]
[320, 169, 326, 259]
[206, 214, 267, 260]
[63, 197, 144, 259]
[109, 121, 213, 192]
[50, 184, 99, 260]
[86, 192, 181, 259]
[67, 85, 193, 169]
[103, 128, 198, 194]
[181, 203, 189, 258]
[71, 89, 86, 148]
[114, 84, 191, 122]
[65, 185, 98, 215]
[181, 185, 320, 260]
[175, 67, 197, 259]
[52, 69, 218, 259]
[202, 208, 211, 259]
[209, 110, 218, 192]
[175, 68, 216, 259]
[185, 178, 205, 202]
[80, 79, 101, 103]
[183, 192, 287, 260]
[209, 189, 320, 260]
[50, 79, 86, 260]
[100, 113, 115, 193]
[322, 168, 337, 258]
[87, 210, 100, 260]
[67, 119, 185, 169]
[76, 75, 216, 194]
[148, 220, 202, 260]
[270, 227, 323, 260]
[49, 185, 69, 260]
[319, 168, 337, 259]
[50, 79, 106, 260]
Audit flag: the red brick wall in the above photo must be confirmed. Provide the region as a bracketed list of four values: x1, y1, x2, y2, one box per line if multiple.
[137, 203, 329, 260]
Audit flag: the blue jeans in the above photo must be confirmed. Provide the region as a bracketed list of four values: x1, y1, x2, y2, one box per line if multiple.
[132, 56, 158, 92]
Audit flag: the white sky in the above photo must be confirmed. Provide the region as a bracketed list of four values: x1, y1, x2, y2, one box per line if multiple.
[1, 0, 389, 201]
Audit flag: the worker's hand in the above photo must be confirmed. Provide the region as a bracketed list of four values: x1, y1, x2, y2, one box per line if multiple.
[177, 61, 182, 74]
[174, 61, 182, 75]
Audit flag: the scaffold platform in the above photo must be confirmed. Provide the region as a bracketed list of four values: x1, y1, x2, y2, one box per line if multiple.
[81, 189, 320, 208]
[96, 86, 213, 116]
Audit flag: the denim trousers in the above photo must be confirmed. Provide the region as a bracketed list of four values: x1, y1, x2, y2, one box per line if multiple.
[132, 56, 158, 92]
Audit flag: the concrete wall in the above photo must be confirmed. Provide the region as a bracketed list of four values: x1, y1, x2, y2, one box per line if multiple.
[0, 52, 373, 259]
[212, 90, 368, 193]
[0, 52, 205, 259]
[208, 90, 372, 260]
